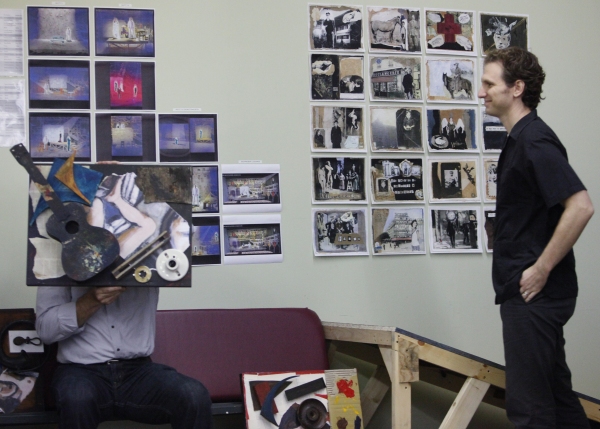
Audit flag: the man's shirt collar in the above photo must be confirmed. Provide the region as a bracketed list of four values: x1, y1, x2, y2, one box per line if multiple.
[508, 109, 537, 141]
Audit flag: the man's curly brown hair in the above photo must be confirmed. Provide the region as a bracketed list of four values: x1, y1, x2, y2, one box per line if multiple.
[484, 47, 546, 110]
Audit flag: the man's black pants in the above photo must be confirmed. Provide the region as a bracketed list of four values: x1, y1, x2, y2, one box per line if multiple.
[501, 293, 589, 429]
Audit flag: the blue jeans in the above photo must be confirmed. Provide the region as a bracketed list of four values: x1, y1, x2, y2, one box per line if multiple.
[52, 358, 213, 429]
[501, 293, 589, 429]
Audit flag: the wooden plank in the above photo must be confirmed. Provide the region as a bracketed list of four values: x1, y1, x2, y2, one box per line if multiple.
[402, 337, 506, 389]
[323, 322, 395, 345]
[439, 377, 491, 429]
[395, 335, 419, 383]
[391, 382, 411, 429]
[391, 337, 412, 429]
[581, 398, 600, 423]
[419, 363, 506, 409]
[380, 345, 393, 377]
[361, 365, 391, 426]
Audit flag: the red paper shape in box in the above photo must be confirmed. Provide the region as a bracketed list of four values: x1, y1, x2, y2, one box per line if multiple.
[253, 381, 278, 414]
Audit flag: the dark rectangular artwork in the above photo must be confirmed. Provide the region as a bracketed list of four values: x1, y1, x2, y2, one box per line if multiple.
[95, 61, 156, 110]
[312, 157, 366, 203]
[481, 107, 506, 151]
[94, 8, 155, 57]
[27, 7, 90, 56]
[426, 108, 477, 151]
[480, 13, 528, 55]
[158, 114, 218, 162]
[28, 112, 91, 162]
[311, 54, 364, 101]
[25, 164, 192, 287]
[370, 106, 423, 151]
[28, 59, 90, 109]
[370, 158, 424, 203]
[191, 216, 221, 266]
[96, 113, 156, 162]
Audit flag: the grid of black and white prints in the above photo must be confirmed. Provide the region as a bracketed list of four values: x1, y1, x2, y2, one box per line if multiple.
[309, 5, 528, 256]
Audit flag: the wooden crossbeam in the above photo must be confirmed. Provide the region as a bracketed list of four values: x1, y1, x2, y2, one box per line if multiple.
[439, 377, 491, 429]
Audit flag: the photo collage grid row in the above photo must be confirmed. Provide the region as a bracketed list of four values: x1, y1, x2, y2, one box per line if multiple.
[308, 4, 529, 256]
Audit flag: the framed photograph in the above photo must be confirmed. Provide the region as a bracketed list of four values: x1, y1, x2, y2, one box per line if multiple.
[426, 107, 478, 152]
[424, 9, 476, 55]
[94, 8, 154, 57]
[221, 164, 281, 214]
[367, 7, 421, 53]
[370, 157, 424, 203]
[369, 55, 422, 102]
[26, 164, 192, 286]
[481, 107, 507, 152]
[95, 61, 156, 110]
[158, 114, 218, 163]
[370, 106, 423, 152]
[480, 12, 528, 56]
[429, 207, 482, 253]
[28, 60, 90, 110]
[192, 165, 219, 214]
[96, 113, 156, 162]
[308, 5, 363, 51]
[372, 206, 425, 255]
[483, 157, 498, 202]
[311, 105, 365, 151]
[191, 216, 221, 266]
[222, 215, 282, 265]
[425, 58, 476, 103]
[311, 157, 366, 203]
[311, 54, 364, 101]
[27, 7, 90, 56]
[428, 157, 479, 202]
[483, 207, 496, 252]
[29, 112, 91, 162]
[312, 208, 368, 256]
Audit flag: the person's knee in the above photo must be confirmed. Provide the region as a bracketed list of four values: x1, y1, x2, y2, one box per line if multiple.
[179, 378, 211, 411]
[54, 376, 99, 410]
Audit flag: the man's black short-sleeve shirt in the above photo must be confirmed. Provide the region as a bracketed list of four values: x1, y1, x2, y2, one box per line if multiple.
[492, 110, 586, 304]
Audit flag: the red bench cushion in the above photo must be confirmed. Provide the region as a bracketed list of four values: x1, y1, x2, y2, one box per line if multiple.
[151, 308, 329, 402]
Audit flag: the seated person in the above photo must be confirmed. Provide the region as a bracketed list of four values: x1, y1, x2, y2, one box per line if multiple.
[36, 286, 213, 429]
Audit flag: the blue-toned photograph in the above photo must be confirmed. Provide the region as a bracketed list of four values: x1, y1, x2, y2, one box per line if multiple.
[111, 115, 143, 157]
[159, 114, 218, 162]
[95, 8, 155, 57]
[29, 112, 91, 161]
[28, 7, 90, 56]
[191, 217, 221, 266]
[192, 166, 219, 213]
[28, 60, 90, 109]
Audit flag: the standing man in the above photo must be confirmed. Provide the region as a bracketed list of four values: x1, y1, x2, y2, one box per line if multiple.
[401, 68, 413, 99]
[479, 47, 594, 428]
[36, 287, 213, 429]
[323, 11, 335, 49]
[330, 120, 342, 149]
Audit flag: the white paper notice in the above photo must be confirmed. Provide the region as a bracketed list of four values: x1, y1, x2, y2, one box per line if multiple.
[0, 9, 24, 77]
[0, 79, 25, 147]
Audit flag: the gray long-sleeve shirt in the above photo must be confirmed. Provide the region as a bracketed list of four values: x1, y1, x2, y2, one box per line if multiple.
[35, 286, 158, 364]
